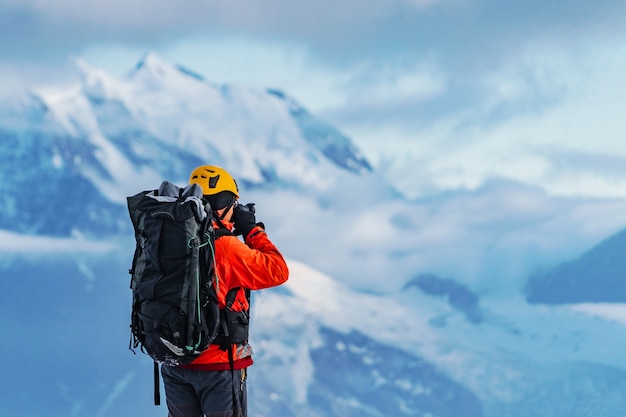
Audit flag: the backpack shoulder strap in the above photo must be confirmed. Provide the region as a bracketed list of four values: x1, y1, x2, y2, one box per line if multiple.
[215, 227, 234, 239]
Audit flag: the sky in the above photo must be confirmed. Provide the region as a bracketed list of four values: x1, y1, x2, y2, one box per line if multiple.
[3, 0, 626, 200]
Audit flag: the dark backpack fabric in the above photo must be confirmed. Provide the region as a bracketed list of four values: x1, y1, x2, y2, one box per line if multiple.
[214, 287, 251, 349]
[128, 181, 220, 366]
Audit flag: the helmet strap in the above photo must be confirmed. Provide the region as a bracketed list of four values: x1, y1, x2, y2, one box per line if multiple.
[217, 198, 236, 221]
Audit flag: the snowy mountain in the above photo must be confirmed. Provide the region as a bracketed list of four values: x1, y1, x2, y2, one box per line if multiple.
[0, 53, 380, 237]
[3, 54, 626, 417]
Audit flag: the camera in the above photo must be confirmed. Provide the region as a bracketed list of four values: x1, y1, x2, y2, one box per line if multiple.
[237, 202, 256, 214]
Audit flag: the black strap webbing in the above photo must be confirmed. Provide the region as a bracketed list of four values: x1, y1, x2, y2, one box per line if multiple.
[228, 345, 239, 417]
[154, 361, 161, 406]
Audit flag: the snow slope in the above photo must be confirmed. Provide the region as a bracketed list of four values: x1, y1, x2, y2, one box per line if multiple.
[252, 259, 626, 416]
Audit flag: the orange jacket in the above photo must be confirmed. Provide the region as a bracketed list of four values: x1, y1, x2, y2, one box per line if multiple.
[182, 221, 289, 370]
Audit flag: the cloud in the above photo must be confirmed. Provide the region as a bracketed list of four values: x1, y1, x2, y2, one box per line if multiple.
[243, 177, 626, 299]
[80, 37, 447, 118]
[0, 230, 116, 253]
[8, 0, 622, 66]
[5, 0, 626, 205]
[344, 36, 626, 199]
[569, 303, 626, 326]
[5, 0, 626, 112]
[1, 0, 415, 53]
[0, 63, 65, 98]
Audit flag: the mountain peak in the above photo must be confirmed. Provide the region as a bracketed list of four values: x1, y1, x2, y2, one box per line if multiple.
[130, 52, 206, 86]
[133, 52, 170, 73]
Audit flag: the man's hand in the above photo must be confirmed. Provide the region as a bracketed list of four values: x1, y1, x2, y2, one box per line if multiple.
[233, 203, 258, 238]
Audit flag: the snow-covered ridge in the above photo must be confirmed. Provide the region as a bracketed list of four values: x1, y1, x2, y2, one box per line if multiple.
[15, 53, 373, 204]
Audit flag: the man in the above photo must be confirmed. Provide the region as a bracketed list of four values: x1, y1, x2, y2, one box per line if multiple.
[161, 165, 289, 417]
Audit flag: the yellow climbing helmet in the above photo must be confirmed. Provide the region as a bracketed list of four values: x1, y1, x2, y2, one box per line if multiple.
[189, 165, 239, 197]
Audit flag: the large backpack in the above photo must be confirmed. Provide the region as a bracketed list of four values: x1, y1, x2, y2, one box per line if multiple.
[127, 181, 220, 367]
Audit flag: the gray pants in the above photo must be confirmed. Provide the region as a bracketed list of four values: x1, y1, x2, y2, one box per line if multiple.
[161, 365, 247, 417]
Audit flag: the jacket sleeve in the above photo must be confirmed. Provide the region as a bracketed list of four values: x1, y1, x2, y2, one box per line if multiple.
[216, 225, 289, 292]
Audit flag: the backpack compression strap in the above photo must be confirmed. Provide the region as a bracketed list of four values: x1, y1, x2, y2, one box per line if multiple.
[154, 361, 160, 406]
